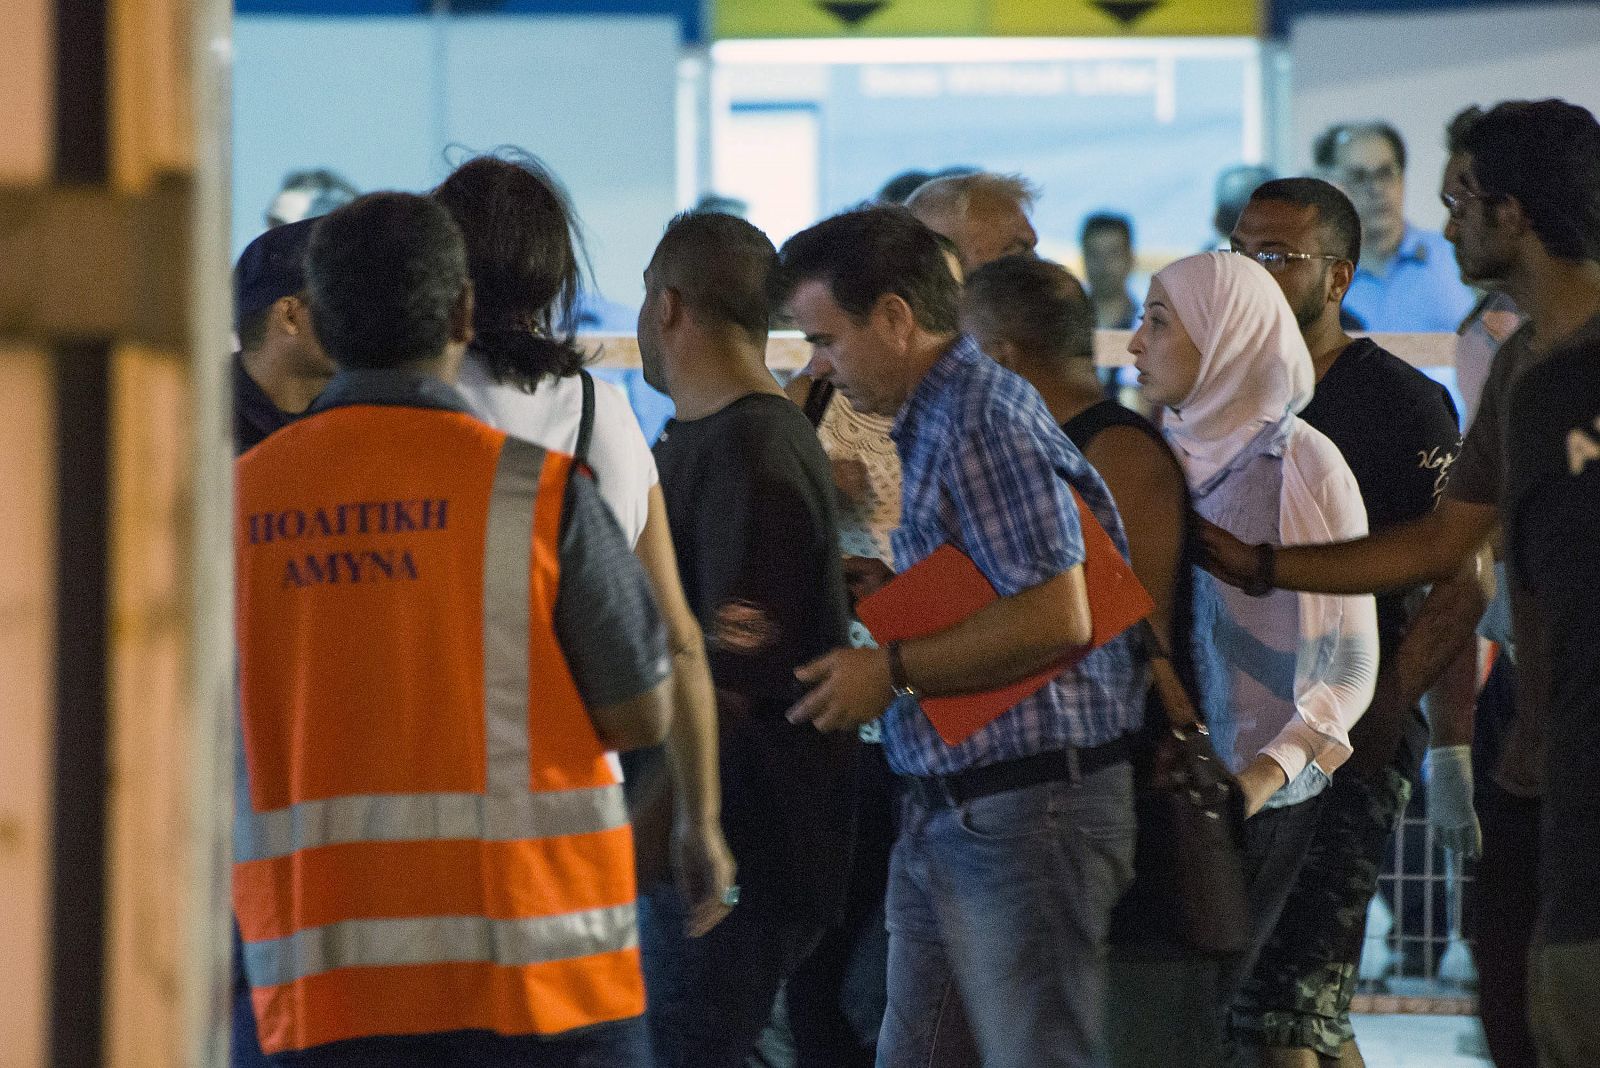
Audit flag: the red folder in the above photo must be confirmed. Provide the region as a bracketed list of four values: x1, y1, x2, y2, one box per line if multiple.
[856, 490, 1153, 747]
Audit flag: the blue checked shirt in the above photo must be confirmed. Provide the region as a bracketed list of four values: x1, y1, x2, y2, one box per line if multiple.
[884, 337, 1147, 777]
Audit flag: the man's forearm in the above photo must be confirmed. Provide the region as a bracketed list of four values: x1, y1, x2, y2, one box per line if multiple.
[899, 566, 1091, 697]
[1273, 501, 1496, 596]
[1400, 567, 1490, 747]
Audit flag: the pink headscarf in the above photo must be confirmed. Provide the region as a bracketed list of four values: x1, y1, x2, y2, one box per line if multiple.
[1154, 251, 1315, 487]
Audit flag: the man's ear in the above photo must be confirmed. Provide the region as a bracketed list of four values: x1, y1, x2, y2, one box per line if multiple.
[657, 286, 685, 331]
[1327, 260, 1356, 306]
[1493, 194, 1531, 240]
[274, 295, 306, 336]
[451, 281, 475, 347]
[874, 292, 916, 348]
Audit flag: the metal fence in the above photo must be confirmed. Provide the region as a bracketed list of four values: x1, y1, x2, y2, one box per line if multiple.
[1354, 788, 1478, 1016]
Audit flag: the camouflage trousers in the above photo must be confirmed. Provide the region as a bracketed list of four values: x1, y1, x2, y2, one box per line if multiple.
[1229, 766, 1412, 1058]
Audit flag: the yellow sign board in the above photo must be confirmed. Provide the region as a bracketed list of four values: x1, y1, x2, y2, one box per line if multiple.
[714, 0, 1259, 39]
[994, 0, 1257, 37]
[716, 1, 983, 40]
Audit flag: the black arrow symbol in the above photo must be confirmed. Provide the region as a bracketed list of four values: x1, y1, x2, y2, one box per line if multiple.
[818, 0, 891, 28]
[1093, 0, 1161, 28]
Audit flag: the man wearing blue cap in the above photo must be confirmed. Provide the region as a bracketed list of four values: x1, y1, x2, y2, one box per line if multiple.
[233, 217, 335, 453]
[229, 215, 337, 1065]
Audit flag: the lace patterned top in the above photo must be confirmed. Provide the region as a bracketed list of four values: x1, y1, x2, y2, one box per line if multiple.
[816, 392, 901, 564]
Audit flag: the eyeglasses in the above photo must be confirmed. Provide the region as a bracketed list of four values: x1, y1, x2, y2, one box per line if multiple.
[1441, 188, 1494, 220]
[1332, 163, 1402, 188]
[1226, 248, 1342, 273]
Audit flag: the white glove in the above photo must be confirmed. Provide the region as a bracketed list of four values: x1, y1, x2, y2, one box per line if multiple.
[1426, 745, 1482, 860]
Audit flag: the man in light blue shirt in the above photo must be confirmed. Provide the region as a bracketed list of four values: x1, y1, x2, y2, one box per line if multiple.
[1315, 121, 1477, 332]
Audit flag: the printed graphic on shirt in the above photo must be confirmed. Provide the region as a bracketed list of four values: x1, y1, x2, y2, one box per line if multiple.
[711, 598, 779, 654]
[1566, 415, 1600, 477]
[1417, 443, 1457, 502]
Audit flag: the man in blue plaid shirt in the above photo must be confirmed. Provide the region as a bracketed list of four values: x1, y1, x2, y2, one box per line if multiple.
[781, 207, 1146, 1068]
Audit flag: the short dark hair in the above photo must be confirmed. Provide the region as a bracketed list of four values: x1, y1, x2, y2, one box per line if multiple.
[1446, 106, 1485, 154]
[647, 212, 777, 342]
[962, 256, 1094, 363]
[1460, 99, 1600, 262]
[777, 207, 960, 334]
[1313, 121, 1408, 173]
[1214, 164, 1276, 237]
[1080, 212, 1133, 247]
[1247, 177, 1362, 263]
[305, 193, 469, 370]
[237, 306, 272, 353]
[432, 152, 587, 387]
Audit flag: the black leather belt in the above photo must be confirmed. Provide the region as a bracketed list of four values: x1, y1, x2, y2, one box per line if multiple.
[901, 737, 1130, 809]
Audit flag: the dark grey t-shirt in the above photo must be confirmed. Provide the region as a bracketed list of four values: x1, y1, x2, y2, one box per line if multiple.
[1443, 323, 1554, 795]
[1447, 321, 1543, 506]
[555, 471, 670, 709]
[1504, 311, 1600, 943]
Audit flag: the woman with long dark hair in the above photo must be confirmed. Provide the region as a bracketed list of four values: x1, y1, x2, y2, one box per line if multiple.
[434, 151, 736, 940]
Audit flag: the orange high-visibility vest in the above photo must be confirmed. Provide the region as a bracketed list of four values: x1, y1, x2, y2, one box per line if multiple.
[233, 400, 643, 1056]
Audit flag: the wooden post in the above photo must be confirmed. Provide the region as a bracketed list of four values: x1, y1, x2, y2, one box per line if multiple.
[0, 0, 233, 1060]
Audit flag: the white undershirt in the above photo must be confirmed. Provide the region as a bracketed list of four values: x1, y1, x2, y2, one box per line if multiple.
[455, 355, 658, 549]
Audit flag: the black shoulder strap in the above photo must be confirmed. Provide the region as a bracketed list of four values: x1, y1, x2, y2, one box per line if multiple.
[802, 378, 835, 428]
[1060, 399, 1151, 453]
[573, 369, 598, 487]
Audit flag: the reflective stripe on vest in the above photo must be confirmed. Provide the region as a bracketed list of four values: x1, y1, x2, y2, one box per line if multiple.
[234, 412, 643, 1055]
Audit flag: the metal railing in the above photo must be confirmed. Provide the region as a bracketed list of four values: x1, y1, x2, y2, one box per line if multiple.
[576, 330, 1462, 371]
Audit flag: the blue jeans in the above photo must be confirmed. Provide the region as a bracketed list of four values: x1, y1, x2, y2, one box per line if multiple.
[878, 759, 1136, 1068]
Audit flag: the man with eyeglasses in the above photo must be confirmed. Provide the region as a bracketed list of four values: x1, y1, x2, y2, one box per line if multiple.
[1207, 98, 1600, 1068]
[1226, 178, 1480, 1068]
[1315, 121, 1476, 332]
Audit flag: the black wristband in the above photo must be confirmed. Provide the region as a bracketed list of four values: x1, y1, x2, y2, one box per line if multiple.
[1242, 542, 1276, 598]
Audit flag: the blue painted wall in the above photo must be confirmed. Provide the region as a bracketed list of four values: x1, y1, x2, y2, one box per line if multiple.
[234, 0, 702, 39]
[232, 0, 1572, 42]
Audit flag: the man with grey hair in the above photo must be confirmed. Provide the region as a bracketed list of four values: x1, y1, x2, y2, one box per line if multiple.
[906, 171, 1039, 271]
[1312, 120, 1475, 331]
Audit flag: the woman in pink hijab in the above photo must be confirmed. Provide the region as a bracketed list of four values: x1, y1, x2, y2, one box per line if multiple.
[1129, 251, 1378, 1043]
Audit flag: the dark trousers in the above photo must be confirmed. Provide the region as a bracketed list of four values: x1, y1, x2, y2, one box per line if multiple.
[638, 883, 823, 1068]
[783, 744, 896, 1068]
[1105, 792, 1325, 1068]
[1468, 781, 1543, 1068]
[1217, 792, 1329, 1007]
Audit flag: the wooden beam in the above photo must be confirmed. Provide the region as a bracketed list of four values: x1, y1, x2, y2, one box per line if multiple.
[0, 176, 190, 349]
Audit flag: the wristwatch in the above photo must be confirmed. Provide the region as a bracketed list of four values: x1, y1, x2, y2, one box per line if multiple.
[886, 640, 921, 700]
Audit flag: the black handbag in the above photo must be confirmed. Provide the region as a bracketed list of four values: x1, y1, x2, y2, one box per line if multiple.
[1141, 623, 1252, 958]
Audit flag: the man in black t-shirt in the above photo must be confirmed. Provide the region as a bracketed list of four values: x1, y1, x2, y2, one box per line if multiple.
[634, 211, 857, 1068]
[1199, 98, 1600, 1067]
[1479, 100, 1600, 1067]
[1506, 323, 1600, 1067]
[1226, 178, 1478, 1066]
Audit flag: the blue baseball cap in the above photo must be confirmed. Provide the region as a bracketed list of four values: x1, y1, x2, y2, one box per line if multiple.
[233, 217, 317, 327]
